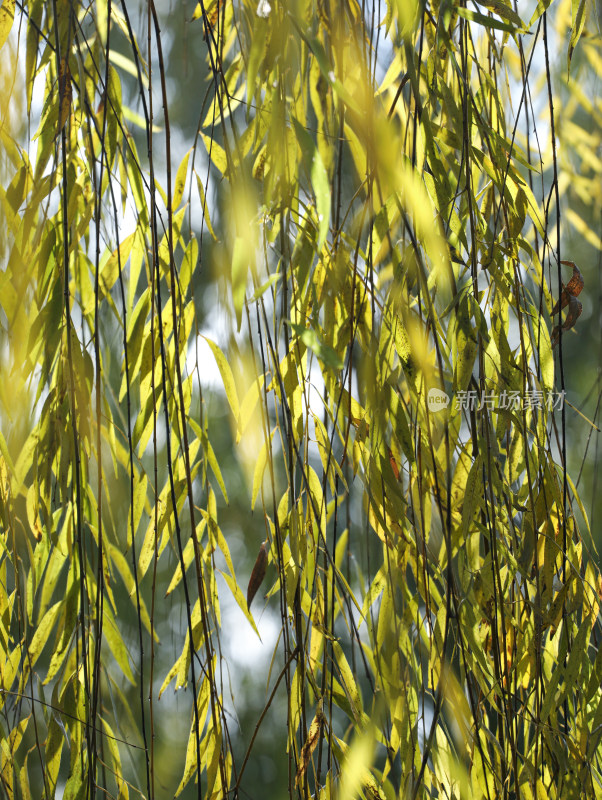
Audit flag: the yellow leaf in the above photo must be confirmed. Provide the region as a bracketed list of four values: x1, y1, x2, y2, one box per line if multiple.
[0, 0, 15, 52]
[220, 569, 261, 636]
[332, 640, 363, 720]
[201, 335, 240, 425]
[175, 679, 211, 795]
[200, 132, 228, 175]
[173, 148, 191, 209]
[237, 375, 264, 442]
[195, 171, 218, 240]
[251, 434, 270, 510]
[100, 231, 137, 296]
[295, 706, 323, 787]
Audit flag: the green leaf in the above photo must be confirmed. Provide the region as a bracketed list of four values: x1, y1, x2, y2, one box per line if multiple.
[238, 376, 264, 443]
[132, 470, 148, 537]
[232, 236, 248, 332]
[476, 0, 525, 29]
[288, 321, 343, 370]
[461, 454, 483, 538]
[201, 335, 241, 424]
[101, 719, 127, 799]
[528, 0, 554, 27]
[568, 0, 587, 70]
[12, 429, 37, 494]
[457, 6, 524, 34]
[100, 231, 136, 297]
[564, 615, 591, 688]
[28, 601, 61, 668]
[62, 755, 83, 800]
[307, 36, 361, 113]
[454, 294, 478, 393]
[359, 566, 385, 625]
[220, 569, 261, 636]
[204, 723, 222, 797]
[332, 640, 363, 720]
[108, 543, 152, 634]
[372, 195, 401, 264]
[251, 433, 271, 510]
[250, 271, 281, 302]
[180, 235, 198, 295]
[291, 117, 330, 249]
[175, 679, 211, 795]
[103, 603, 135, 684]
[120, 289, 150, 400]
[0, 428, 15, 476]
[390, 389, 415, 463]
[536, 312, 554, 393]
[307, 464, 326, 540]
[45, 716, 64, 793]
[344, 121, 367, 184]
[246, 17, 269, 106]
[166, 534, 198, 596]
[540, 631, 569, 723]
[189, 419, 229, 503]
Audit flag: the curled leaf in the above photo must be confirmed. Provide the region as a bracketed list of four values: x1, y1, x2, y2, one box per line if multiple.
[247, 540, 269, 610]
[552, 294, 582, 348]
[562, 260, 584, 297]
[295, 705, 324, 787]
[551, 261, 584, 315]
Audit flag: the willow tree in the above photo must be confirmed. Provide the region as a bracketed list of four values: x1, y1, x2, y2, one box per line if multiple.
[0, 0, 600, 797]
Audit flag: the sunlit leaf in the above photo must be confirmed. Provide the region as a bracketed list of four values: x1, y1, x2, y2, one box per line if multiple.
[291, 117, 331, 249]
[201, 335, 241, 424]
[288, 321, 343, 370]
[200, 132, 228, 175]
[173, 147, 191, 209]
[195, 171, 218, 240]
[568, 0, 587, 69]
[0, 0, 14, 51]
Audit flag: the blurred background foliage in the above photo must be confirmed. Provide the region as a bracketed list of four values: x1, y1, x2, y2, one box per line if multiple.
[0, 0, 601, 798]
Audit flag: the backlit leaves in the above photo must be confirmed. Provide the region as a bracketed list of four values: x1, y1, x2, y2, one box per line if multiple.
[0, 1, 599, 799]
[0, 0, 15, 51]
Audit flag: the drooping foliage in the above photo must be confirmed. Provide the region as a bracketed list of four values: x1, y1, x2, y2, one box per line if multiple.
[0, 0, 601, 798]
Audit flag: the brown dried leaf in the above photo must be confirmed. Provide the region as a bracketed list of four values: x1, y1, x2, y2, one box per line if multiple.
[552, 294, 582, 348]
[388, 448, 400, 481]
[247, 539, 268, 610]
[58, 57, 72, 133]
[551, 261, 584, 314]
